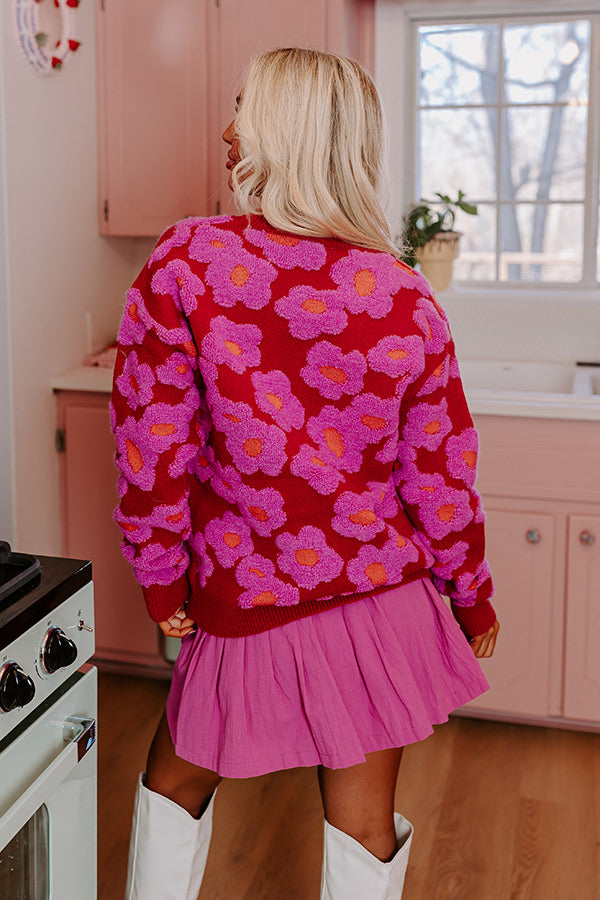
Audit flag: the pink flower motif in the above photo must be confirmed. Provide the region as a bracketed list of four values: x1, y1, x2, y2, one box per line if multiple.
[209, 462, 244, 503]
[189, 531, 214, 587]
[348, 394, 400, 447]
[204, 249, 277, 310]
[290, 444, 346, 495]
[251, 370, 305, 431]
[235, 554, 300, 609]
[454, 560, 492, 603]
[156, 351, 195, 390]
[402, 398, 452, 452]
[306, 407, 365, 473]
[168, 443, 199, 479]
[367, 335, 424, 380]
[346, 544, 397, 592]
[201, 316, 262, 374]
[276, 526, 344, 590]
[138, 391, 198, 452]
[205, 511, 254, 568]
[189, 443, 217, 482]
[114, 416, 159, 490]
[449, 356, 461, 380]
[332, 491, 386, 541]
[134, 282, 194, 347]
[129, 542, 189, 588]
[224, 415, 287, 476]
[245, 223, 327, 269]
[330, 250, 408, 319]
[151, 259, 205, 316]
[237, 484, 286, 537]
[211, 397, 253, 433]
[413, 297, 451, 354]
[188, 222, 243, 263]
[274, 285, 348, 340]
[148, 220, 195, 265]
[301, 342, 367, 400]
[420, 354, 451, 396]
[367, 481, 400, 519]
[390, 258, 433, 296]
[381, 527, 422, 572]
[114, 509, 153, 545]
[117, 475, 128, 498]
[446, 428, 479, 487]
[115, 351, 155, 410]
[429, 541, 469, 580]
[403, 472, 474, 541]
[118, 289, 149, 346]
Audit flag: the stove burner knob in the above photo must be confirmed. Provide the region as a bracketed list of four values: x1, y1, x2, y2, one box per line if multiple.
[41, 627, 78, 674]
[0, 662, 36, 712]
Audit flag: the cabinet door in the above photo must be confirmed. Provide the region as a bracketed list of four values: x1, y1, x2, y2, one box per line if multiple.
[563, 514, 600, 721]
[97, 0, 209, 236]
[61, 399, 167, 669]
[459, 507, 556, 718]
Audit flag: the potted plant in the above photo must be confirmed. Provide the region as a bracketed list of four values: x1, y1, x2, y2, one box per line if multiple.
[399, 190, 478, 292]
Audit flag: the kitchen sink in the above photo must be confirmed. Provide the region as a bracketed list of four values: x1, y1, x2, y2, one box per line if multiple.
[459, 360, 599, 397]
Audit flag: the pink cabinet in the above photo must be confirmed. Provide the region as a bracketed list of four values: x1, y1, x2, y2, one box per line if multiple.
[97, 0, 374, 236]
[55, 389, 172, 676]
[456, 415, 600, 731]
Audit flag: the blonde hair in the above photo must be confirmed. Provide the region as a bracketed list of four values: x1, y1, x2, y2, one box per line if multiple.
[232, 48, 398, 257]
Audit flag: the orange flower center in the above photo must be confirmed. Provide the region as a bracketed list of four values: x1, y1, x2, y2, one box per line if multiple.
[365, 562, 387, 586]
[210, 239, 225, 248]
[230, 264, 250, 287]
[301, 297, 327, 314]
[125, 439, 143, 473]
[312, 455, 326, 467]
[437, 504, 456, 523]
[252, 591, 277, 606]
[462, 450, 477, 469]
[243, 438, 263, 458]
[295, 548, 319, 567]
[223, 532, 241, 548]
[150, 423, 176, 436]
[349, 510, 377, 526]
[266, 392, 283, 410]
[424, 420, 440, 435]
[361, 414, 385, 430]
[267, 232, 300, 246]
[224, 339, 243, 356]
[248, 505, 268, 522]
[128, 302, 140, 322]
[323, 427, 344, 458]
[387, 348, 407, 360]
[319, 365, 347, 384]
[354, 269, 376, 297]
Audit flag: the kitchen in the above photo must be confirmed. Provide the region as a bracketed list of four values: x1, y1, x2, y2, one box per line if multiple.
[1, 0, 599, 898]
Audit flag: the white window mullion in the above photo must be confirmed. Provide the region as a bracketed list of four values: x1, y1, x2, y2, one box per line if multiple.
[582, 14, 600, 286]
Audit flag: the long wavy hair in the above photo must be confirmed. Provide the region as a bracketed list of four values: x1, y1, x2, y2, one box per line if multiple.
[231, 48, 398, 257]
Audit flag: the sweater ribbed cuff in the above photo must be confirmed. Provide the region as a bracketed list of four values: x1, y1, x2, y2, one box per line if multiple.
[142, 575, 190, 623]
[451, 598, 497, 641]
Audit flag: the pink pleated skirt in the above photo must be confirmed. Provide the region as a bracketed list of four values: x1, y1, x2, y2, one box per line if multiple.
[166, 578, 489, 778]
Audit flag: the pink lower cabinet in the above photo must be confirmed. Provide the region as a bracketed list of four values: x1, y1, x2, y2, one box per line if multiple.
[460, 506, 557, 719]
[55, 390, 171, 676]
[455, 414, 600, 731]
[563, 514, 600, 721]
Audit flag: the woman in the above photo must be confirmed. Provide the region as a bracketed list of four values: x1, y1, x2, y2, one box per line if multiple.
[111, 47, 499, 900]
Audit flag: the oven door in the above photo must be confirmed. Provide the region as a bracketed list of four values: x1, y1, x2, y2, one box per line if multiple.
[0, 666, 97, 900]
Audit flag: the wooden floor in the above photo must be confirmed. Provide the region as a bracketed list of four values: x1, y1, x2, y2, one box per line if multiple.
[98, 672, 599, 900]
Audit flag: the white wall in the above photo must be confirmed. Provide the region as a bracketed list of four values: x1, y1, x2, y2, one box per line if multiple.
[1, 2, 141, 554]
[376, 0, 600, 364]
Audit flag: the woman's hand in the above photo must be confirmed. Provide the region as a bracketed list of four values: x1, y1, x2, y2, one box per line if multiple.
[469, 620, 500, 658]
[158, 605, 197, 639]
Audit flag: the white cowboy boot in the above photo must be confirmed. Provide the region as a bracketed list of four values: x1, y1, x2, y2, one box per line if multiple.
[125, 772, 217, 900]
[320, 812, 413, 899]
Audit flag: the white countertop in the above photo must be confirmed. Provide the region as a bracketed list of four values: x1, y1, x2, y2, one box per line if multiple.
[51, 361, 600, 421]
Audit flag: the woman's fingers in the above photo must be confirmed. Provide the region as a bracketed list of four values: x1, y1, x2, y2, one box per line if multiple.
[158, 605, 197, 638]
[471, 620, 500, 658]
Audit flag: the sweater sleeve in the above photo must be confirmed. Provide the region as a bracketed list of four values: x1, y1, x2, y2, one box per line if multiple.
[393, 296, 497, 640]
[110, 226, 206, 623]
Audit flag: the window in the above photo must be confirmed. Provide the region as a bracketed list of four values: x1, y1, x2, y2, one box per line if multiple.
[411, 14, 598, 287]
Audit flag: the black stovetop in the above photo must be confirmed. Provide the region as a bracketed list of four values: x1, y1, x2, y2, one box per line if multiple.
[0, 553, 92, 652]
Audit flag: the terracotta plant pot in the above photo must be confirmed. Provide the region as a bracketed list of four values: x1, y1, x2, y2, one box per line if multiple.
[415, 232, 461, 292]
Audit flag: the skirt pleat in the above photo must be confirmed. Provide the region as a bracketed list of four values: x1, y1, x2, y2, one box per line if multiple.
[166, 578, 490, 778]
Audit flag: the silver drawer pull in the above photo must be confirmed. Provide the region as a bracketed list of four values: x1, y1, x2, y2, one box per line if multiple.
[579, 531, 596, 546]
[526, 529, 541, 544]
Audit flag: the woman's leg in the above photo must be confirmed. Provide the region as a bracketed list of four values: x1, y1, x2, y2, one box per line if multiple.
[317, 747, 404, 861]
[145, 710, 223, 818]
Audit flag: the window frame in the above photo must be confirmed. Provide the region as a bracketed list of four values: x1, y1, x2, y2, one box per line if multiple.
[376, 0, 600, 298]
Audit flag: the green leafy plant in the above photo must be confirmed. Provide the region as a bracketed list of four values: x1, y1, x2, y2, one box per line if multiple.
[399, 190, 477, 266]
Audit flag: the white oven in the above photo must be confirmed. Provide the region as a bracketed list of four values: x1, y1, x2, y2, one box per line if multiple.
[0, 550, 97, 900]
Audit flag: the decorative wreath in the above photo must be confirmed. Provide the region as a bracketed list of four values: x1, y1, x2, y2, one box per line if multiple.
[15, 0, 81, 74]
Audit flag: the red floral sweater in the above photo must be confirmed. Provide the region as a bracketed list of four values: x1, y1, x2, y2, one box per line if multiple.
[110, 214, 496, 639]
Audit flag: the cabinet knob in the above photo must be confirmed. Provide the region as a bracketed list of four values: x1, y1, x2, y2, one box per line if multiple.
[526, 529, 541, 544]
[579, 530, 596, 546]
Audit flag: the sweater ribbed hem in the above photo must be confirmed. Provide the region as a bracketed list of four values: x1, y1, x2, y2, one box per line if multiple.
[142, 576, 190, 623]
[184, 571, 427, 638]
[451, 599, 497, 641]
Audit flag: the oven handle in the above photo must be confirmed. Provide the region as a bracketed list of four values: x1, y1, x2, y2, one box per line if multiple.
[0, 715, 96, 850]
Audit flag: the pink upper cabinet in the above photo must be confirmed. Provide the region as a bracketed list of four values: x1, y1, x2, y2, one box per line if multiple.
[97, 0, 374, 236]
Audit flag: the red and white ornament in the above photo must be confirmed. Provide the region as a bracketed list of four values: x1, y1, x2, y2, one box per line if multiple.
[15, 0, 81, 74]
